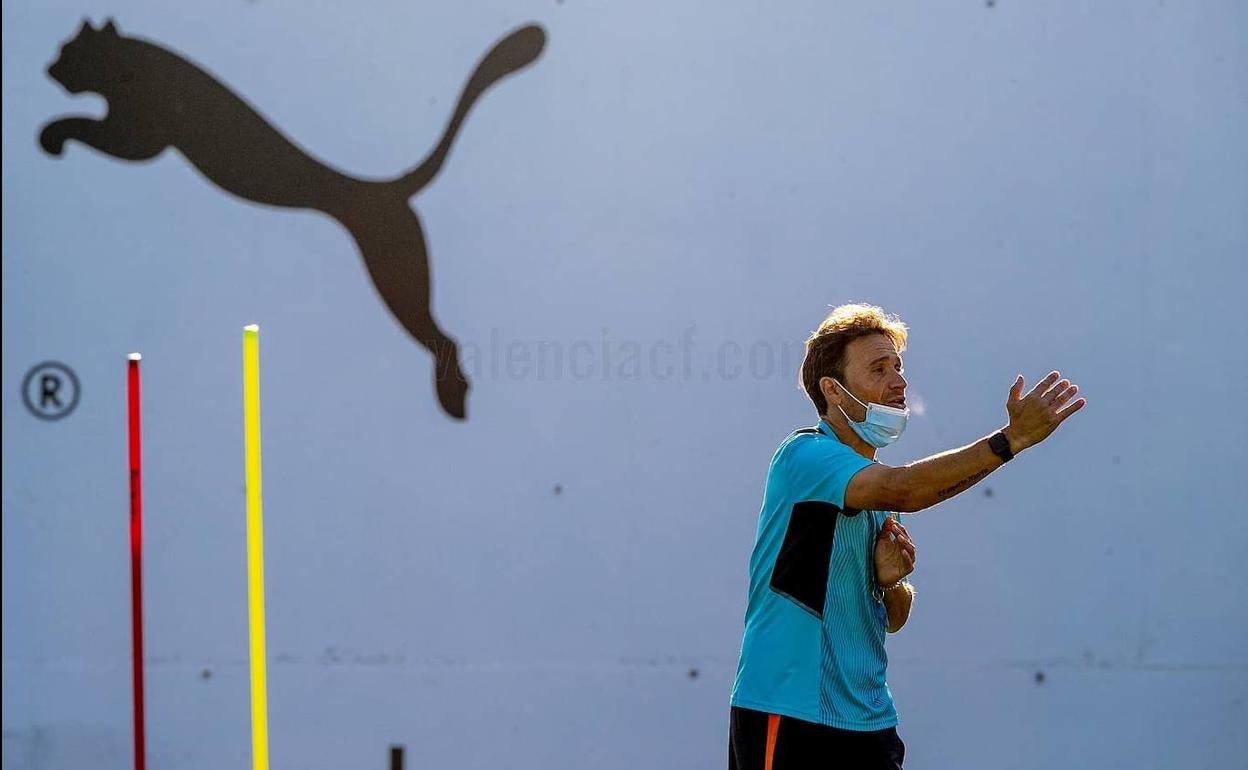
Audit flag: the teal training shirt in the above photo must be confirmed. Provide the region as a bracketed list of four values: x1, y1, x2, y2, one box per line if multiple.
[730, 420, 899, 730]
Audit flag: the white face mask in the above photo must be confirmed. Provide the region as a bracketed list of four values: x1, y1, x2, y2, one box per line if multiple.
[833, 379, 909, 448]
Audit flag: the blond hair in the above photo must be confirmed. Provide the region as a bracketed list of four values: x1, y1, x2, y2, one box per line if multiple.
[800, 303, 909, 414]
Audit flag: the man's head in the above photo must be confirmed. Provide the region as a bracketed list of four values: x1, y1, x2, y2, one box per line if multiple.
[800, 303, 909, 419]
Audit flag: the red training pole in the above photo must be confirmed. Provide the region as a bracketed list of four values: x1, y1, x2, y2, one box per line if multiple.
[127, 353, 146, 770]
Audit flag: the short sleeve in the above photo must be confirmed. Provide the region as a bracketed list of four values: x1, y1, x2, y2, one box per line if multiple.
[781, 435, 874, 510]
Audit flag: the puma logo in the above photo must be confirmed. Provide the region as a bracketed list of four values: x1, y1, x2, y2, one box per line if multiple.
[40, 19, 547, 419]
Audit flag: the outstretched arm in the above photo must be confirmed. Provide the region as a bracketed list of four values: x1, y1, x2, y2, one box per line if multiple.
[847, 371, 1086, 513]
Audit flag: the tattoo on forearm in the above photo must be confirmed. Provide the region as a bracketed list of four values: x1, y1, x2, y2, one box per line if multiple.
[936, 469, 991, 499]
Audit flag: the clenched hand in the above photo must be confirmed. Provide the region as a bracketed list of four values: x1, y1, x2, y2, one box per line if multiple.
[874, 516, 915, 587]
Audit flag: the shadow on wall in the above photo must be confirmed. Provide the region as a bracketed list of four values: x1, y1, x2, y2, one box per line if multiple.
[39, 18, 548, 420]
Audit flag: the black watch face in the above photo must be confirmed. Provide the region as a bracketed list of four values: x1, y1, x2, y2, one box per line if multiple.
[990, 433, 1011, 458]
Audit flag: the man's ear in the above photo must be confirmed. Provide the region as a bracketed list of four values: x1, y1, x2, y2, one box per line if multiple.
[820, 376, 841, 410]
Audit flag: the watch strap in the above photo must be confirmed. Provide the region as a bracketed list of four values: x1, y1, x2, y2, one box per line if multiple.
[988, 431, 1014, 463]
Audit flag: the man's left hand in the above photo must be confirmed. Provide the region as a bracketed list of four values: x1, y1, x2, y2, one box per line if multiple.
[875, 516, 916, 587]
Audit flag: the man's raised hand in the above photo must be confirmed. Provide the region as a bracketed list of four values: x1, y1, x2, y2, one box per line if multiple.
[1003, 371, 1086, 453]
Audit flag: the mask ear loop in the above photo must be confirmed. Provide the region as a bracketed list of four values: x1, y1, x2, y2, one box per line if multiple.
[834, 403, 853, 424]
[832, 379, 869, 417]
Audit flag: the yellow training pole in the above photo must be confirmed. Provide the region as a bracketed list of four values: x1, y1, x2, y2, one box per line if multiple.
[242, 324, 270, 770]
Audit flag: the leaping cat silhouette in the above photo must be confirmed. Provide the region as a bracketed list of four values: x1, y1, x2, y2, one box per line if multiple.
[40, 19, 547, 419]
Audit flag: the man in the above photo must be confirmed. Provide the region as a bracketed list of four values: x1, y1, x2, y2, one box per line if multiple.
[729, 303, 1085, 769]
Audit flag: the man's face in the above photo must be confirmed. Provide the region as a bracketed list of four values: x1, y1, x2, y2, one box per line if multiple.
[823, 333, 907, 420]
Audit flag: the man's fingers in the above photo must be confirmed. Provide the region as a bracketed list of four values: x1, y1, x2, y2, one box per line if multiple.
[1056, 397, 1087, 420]
[1042, 379, 1070, 404]
[884, 518, 907, 535]
[884, 526, 912, 549]
[1028, 371, 1061, 398]
[891, 532, 915, 558]
[1051, 384, 1079, 410]
[1009, 375, 1025, 402]
[881, 519, 915, 561]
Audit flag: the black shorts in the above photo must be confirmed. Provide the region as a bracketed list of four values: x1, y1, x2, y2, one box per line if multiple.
[728, 706, 905, 770]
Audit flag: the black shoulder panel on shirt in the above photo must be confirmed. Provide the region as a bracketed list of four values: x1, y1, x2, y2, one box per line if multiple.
[769, 500, 844, 618]
[792, 428, 820, 436]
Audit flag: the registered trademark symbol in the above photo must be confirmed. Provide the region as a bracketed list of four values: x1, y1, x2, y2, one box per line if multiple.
[22, 361, 80, 421]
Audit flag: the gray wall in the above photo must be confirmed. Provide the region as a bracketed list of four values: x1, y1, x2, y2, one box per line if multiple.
[4, 1, 1246, 768]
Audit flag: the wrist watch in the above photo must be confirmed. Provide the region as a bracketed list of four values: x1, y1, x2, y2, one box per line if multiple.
[988, 431, 1014, 463]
